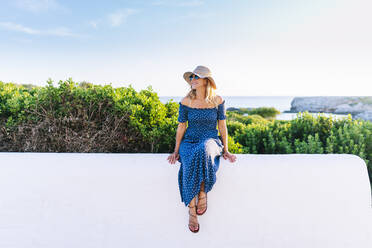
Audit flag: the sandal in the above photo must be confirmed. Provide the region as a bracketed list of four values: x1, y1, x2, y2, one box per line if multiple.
[188, 204, 200, 233]
[196, 193, 207, 215]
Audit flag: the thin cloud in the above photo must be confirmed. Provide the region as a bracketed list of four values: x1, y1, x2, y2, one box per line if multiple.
[0, 21, 81, 37]
[14, 0, 67, 13]
[0, 22, 40, 34]
[88, 20, 99, 29]
[107, 8, 139, 27]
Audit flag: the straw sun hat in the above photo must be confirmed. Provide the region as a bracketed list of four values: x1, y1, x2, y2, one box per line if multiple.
[183, 65, 217, 89]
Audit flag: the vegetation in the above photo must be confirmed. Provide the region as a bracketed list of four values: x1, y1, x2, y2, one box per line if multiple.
[1, 79, 372, 189]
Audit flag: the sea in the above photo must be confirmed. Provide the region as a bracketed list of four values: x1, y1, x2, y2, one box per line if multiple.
[159, 96, 350, 121]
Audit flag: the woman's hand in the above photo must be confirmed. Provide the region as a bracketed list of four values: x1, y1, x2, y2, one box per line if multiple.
[167, 151, 180, 165]
[222, 150, 237, 163]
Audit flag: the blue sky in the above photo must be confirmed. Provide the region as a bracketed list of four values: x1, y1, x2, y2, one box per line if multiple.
[0, 0, 371, 96]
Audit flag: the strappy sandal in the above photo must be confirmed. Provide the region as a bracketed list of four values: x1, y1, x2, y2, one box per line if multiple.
[196, 193, 207, 216]
[188, 204, 200, 233]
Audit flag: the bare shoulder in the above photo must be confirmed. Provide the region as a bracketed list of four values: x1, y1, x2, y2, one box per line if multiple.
[216, 95, 224, 105]
[181, 96, 191, 107]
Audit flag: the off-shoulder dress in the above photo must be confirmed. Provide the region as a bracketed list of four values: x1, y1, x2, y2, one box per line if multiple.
[177, 98, 226, 207]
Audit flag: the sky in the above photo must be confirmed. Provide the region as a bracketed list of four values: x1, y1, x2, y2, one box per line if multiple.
[0, 0, 371, 96]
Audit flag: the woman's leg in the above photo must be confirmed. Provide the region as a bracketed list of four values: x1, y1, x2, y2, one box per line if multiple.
[188, 195, 199, 231]
[197, 181, 207, 214]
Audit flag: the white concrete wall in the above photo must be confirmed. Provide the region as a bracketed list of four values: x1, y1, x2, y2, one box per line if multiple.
[0, 153, 372, 248]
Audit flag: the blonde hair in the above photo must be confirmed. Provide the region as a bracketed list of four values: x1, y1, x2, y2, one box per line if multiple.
[185, 78, 219, 108]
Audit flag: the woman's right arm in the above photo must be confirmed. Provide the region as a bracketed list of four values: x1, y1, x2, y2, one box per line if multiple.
[174, 123, 187, 153]
[167, 99, 188, 164]
[174, 97, 189, 153]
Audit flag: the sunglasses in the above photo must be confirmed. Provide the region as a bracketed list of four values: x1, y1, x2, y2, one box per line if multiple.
[189, 74, 200, 81]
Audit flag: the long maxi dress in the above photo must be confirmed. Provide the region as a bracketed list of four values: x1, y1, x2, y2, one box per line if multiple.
[177, 99, 227, 207]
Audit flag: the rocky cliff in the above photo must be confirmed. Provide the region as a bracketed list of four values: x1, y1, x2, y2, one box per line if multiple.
[290, 96, 372, 121]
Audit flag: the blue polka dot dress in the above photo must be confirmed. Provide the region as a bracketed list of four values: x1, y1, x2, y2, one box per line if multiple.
[177, 99, 227, 207]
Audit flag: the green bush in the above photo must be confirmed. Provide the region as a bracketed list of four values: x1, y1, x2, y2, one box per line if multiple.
[229, 106, 280, 119]
[248, 107, 280, 119]
[227, 112, 269, 125]
[0, 79, 178, 153]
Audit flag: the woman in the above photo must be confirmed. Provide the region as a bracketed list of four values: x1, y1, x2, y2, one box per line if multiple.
[167, 65, 237, 233]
